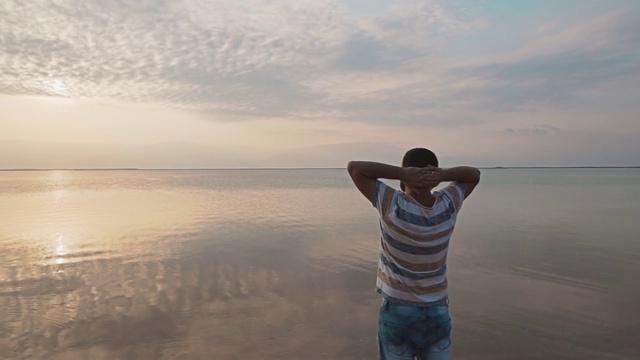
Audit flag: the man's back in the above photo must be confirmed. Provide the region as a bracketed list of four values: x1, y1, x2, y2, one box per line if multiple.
[372, 180, 465, 305]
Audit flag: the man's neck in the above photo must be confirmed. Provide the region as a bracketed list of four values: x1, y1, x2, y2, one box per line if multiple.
[405, 189, 436, 207]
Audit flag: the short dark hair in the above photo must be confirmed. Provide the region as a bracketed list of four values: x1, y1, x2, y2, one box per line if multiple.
[401, 148, 438, 191]
[402, 148, 438, 168]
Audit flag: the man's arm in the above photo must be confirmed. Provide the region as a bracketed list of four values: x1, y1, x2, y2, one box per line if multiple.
[439, 166, 481, 199]
[347, 161, 429, 202]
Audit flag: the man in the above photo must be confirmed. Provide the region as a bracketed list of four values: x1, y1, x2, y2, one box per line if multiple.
[347, 148, 480, 360]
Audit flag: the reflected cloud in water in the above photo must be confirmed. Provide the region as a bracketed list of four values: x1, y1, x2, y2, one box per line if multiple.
[0, 219, 380, 359]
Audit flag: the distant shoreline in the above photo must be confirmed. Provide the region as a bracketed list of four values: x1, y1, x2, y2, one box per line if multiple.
[1, 166, 639, 171]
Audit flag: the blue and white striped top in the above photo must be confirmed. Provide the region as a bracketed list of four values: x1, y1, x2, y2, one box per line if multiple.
[372, 180, 465, 305]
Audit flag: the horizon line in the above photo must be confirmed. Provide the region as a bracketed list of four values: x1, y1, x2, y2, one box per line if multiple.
[1, 166, 639, 171]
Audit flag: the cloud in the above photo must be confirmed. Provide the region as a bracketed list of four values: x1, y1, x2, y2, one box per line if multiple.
[516, 8, 640, 58]
[0, 139, 407, 169]
[2, 1, 345, 107]
[0, 140, 249, 169]
[454, 52, 640, 113]
[294, 6, 640, 127]
[262, 141, 406, 168]
[0, 0, 638, 135]
[446, 7, 640, 113]
[0, 0, 483, 122]
[504, 125, 563, 136]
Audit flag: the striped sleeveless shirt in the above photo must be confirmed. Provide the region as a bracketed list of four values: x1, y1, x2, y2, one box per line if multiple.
[372, 180, 465, 305]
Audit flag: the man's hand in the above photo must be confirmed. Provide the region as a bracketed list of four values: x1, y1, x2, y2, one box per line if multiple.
[421, 166, 444, 188]
[402, 166, 443, 192]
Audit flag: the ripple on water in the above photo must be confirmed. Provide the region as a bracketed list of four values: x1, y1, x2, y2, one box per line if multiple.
[0, 276, 84, 298]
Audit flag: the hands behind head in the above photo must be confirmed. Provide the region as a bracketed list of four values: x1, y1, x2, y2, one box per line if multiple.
[402, 166, 443, 193]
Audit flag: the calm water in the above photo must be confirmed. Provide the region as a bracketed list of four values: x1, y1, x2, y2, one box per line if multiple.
[0, 169, 639, 360]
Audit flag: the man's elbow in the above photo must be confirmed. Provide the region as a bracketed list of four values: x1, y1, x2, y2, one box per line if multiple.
[346, 161, 359, 175]
[473, 168, 481, 183]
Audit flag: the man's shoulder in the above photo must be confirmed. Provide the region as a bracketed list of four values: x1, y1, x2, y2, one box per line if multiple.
[436, 183, 464, 209]
[372, 180, 402, 211]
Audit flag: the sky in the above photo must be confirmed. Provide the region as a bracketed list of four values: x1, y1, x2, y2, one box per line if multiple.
[1, 0, 639, 168]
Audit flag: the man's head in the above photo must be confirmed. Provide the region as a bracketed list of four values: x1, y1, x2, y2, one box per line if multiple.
[401, 148, 438, 191]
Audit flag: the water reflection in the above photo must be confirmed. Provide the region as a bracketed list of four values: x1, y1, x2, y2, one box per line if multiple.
[53, 234, 69, 265]
[0, 220, 380, 359]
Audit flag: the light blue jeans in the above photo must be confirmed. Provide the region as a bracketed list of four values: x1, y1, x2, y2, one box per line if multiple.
[378, 298, 452, 360]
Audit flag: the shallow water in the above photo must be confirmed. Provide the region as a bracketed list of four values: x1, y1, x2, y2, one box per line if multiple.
[0, 169, 638, 359]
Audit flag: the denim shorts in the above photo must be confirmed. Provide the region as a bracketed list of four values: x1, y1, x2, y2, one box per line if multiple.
[378, 298, 452, 360]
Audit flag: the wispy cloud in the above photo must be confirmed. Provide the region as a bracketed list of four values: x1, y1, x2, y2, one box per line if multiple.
[504, 125, 563, 136]
[447, 7, 640, 114]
